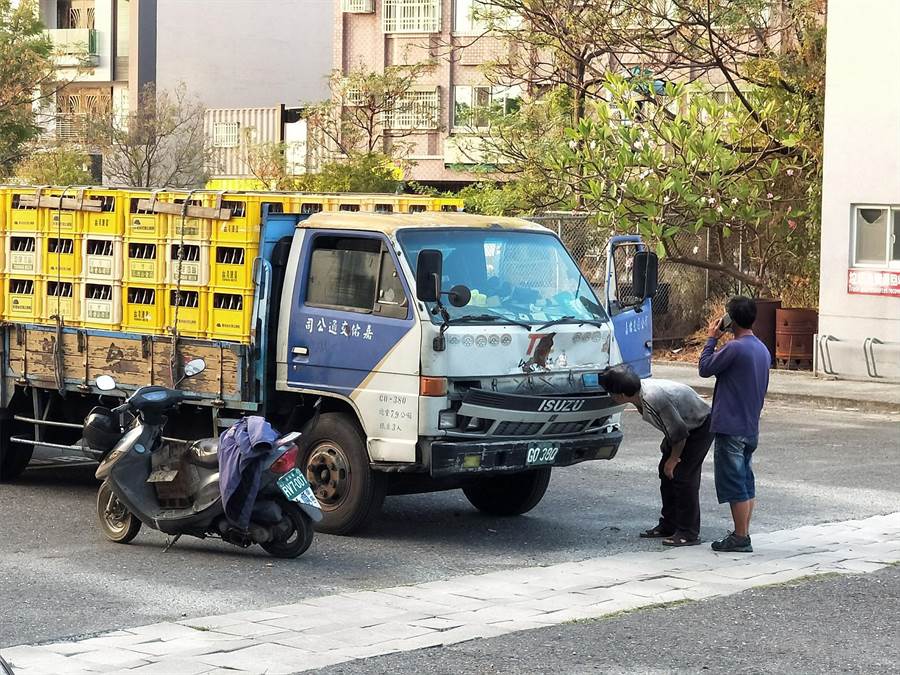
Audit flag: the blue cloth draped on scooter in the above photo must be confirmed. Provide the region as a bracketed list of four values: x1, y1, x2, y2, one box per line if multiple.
[218, 416, 279, 530]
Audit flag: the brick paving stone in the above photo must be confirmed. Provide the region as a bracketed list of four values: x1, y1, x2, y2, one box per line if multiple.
[126, 657, 215, 674]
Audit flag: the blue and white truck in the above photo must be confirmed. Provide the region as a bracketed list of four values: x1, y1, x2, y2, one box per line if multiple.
[0, 209, 656, 534]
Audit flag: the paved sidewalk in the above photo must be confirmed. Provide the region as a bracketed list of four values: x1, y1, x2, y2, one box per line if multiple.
[653, 361, 900, 413]
[3, 512, 899, 675]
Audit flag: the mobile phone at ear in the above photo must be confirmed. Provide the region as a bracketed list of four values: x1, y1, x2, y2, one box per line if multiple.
[718, 314, 733, 332]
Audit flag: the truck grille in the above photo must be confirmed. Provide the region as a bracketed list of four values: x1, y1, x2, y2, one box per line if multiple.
[493, 421, 543, 436]
[546, 421, 589, 435]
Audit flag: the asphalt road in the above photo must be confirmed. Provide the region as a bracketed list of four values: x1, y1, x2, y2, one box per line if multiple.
[1, 404, 898, 648]
[319, 565, 900, 675]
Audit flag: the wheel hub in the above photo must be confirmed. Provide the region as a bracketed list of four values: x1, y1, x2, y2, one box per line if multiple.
[306, 442, 349, 508]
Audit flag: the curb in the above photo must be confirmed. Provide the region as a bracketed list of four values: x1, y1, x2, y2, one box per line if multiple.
[685, 383, 900, 415]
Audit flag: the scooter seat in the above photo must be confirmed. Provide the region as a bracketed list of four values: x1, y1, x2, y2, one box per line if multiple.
[187, 438, 219, 469]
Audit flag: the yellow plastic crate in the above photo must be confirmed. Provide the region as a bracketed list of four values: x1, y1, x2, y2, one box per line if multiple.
[122, 284, 165, 334]
[166, 241, 210, 287]
[212, 244, 255, 290]
[290, 196, 326, 215]
[43, 235, 82, 278]
[83, 282, 122, 330]
[42, 279, 81, 325]
[125, 239, 166, 284]
[83, 235, 123, 283]
[126, 192, 168, 239]
[207, 291, 253, 342]
[84, 189, 125, 236]
[7, 189, 41, 231]
[4, 233, 40, 276]
[4, 277, 41, 322]
[167, 193, 213, 242]
[211, 194, 288, 245]
[43, 189, 84, 236]
[165, 286, 207, 338]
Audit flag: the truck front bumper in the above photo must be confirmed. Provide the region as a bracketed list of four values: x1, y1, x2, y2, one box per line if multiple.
[428, 429, 623, 478]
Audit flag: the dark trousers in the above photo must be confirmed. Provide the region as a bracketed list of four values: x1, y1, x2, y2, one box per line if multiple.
[657, 416, 713, 540]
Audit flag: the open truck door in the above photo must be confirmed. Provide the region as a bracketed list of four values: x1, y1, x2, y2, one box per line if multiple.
[605, 236, 658, 378]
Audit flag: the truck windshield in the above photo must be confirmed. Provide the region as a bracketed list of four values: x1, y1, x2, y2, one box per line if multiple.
[397, 228, 608, 325]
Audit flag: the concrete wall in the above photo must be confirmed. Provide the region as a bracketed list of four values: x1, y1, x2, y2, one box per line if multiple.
[817, 0, 900, 381]
[154, 0, 332, 109]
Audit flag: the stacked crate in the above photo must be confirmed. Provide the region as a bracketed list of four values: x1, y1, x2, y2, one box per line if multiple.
[1, 186, 465, 343]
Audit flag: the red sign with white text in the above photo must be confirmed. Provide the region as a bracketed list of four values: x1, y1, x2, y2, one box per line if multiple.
[847, 268, 900, 297]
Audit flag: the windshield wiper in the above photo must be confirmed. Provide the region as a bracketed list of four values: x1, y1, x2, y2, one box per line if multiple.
[535, 315, 606, 331]
[450, 313, 532, 330]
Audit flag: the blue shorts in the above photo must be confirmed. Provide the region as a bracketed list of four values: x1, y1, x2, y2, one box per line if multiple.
[714, 434, 758, 504]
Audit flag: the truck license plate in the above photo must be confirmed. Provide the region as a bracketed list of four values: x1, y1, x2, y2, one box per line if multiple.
[526, 443, 559, 466]
[277, 468, 320, 508]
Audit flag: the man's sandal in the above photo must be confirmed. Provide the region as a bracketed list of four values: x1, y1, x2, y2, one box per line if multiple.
[662, 535, 701, 547]
[639, 525, 674, 539]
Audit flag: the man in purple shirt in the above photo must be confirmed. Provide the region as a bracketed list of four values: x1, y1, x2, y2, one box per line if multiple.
[699, 296, 770, 552]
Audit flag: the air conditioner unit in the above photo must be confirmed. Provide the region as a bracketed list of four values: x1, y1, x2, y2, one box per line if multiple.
[343, 0, 375, 13]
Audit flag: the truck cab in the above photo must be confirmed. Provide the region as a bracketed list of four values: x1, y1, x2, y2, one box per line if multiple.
[271, 212, 657, 532]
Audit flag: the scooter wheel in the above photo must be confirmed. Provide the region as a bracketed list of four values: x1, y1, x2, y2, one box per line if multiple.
[261, 501, 314, 558]
[97, 481, 142, 544]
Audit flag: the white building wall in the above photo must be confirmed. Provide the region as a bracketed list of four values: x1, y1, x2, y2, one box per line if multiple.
[818, 0, 900, 381]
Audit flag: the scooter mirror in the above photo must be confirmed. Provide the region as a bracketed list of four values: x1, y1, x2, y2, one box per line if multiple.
[96, 375, 117, 391]
[183, 358, 207, 377]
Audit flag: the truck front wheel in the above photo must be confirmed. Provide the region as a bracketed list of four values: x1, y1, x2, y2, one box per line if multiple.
[300, 412, 386, 535]
[463, 468, 552, 516]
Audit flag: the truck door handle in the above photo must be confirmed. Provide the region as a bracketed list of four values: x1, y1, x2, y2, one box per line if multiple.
[292, 346, 309, 356]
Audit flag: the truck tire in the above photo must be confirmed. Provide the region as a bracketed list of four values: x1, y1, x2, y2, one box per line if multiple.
[0, 415, 33, 482]
[463, 468, 552, 516]
[300, 412, 386, 535]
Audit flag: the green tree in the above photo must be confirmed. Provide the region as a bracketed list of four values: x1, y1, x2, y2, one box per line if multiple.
[464, 0, 824, 300]
[14, 141, 92, 184]
[0, 0, 54, 172]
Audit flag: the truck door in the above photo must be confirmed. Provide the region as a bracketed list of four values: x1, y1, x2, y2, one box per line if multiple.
[606, 236, 657, 378]
[284, 230, 420, 462]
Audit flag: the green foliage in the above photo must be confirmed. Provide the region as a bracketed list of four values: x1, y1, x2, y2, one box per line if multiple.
[14, 143, 92, 184]
[295, 154, 402, 193]
[0, 0, 53, 171]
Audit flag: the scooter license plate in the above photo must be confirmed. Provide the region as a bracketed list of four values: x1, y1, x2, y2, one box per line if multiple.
[277, 468, 319, 508]
[525, 442, 559, 466]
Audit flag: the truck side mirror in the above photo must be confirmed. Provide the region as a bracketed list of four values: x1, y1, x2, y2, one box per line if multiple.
[416, 249, 443, 302]
[632, 251, 659, 300]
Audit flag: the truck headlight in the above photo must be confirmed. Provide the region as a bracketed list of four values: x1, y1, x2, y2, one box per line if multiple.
[438, 410, 457, 430]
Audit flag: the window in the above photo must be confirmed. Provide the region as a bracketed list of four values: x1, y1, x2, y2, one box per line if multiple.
[384, 90, 440, 130]
[306, 236, 408, 318]
[853, 206, 900, 267]
[382, 0, 441, 33]
[452, 85, 522, 129]
[212, 122, 240, 148]
[342, 0, 375, 12]
[453, 0, 522, 33]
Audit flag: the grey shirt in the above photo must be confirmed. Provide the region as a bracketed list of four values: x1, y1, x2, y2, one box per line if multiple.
[639, 379, 711, 446]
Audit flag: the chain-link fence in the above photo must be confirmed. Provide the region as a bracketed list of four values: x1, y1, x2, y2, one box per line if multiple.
[527, 212, 744, 342]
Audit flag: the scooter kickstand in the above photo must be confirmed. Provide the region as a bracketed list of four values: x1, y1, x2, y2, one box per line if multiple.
[163, 534, 182, 552]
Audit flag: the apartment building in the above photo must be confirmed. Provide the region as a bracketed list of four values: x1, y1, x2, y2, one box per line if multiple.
[35, 0, 332, 179]
[335, 0, 521, 186]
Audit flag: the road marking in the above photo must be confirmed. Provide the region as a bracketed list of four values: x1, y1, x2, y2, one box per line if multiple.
[3, 512, 899, 674]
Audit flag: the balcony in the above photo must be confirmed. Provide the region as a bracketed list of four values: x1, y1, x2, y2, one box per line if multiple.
[443, 134, 511, 168]
[54, 113, 89, 143]
[46, 28, 100, 67]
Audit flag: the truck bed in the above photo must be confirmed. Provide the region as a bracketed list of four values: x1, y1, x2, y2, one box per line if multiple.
[4, 324, 254, 409]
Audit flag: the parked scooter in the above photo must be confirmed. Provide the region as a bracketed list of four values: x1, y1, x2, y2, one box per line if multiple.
[84, 360, 321, 558]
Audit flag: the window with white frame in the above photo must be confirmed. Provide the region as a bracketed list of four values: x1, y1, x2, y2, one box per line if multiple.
[342, 0, 375, 13]
[452, 84, 522, 129]
[853, 206, 900, 267]
[384, 90, 440, 130]
[212, 122, 240, 148]
[453, 0, 522, 33]
[383, 0, 441, 33]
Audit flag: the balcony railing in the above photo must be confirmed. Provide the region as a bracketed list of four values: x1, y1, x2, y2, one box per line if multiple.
[46, 28, 100, 67]
[54, 113, 89, 143]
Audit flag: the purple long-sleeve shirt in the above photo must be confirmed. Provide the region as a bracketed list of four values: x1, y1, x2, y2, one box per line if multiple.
[699, 335, 770, 437]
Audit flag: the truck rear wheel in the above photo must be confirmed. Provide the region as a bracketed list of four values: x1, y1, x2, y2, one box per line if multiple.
[463, 468, 552, 516]
[300, 412, 386, 535]
[0, 415, 32, 482]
